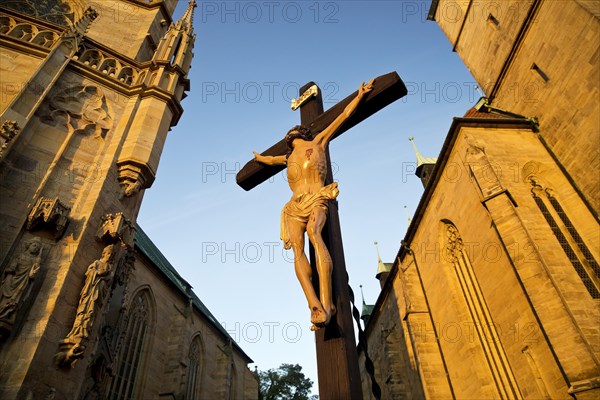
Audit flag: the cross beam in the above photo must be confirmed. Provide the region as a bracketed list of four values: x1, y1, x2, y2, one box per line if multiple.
[237, 72, 407, 399]
[236, 72, 407, 191]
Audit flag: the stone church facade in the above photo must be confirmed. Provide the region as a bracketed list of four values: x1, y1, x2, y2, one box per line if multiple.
[0, 0, 257, 399]
[359, 1, 599, 399]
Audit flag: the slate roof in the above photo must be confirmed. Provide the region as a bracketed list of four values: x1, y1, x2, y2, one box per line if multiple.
[134, 225, 253, 363]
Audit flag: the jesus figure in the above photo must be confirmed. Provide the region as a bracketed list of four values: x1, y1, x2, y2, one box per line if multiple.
[253, 79, 374, 330]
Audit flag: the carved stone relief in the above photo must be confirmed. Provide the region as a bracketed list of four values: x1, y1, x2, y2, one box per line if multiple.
[464, 137, 503, 199]
[0, 237, 44, 340]
[38, 84, 113, 138]
[56, 211, 136, 368]
[26, 196, 70, 239]
[0, 120, 20, 158]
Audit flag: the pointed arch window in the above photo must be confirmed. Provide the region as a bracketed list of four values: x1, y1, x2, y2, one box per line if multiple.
[108, 290, 152, 400]
[170, 35, 182, 65]
[530, 178, 600, 299]
[185, 335, 203, 399]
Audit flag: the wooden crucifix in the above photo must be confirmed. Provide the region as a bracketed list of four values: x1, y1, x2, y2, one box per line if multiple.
[237, 72, 407, 399]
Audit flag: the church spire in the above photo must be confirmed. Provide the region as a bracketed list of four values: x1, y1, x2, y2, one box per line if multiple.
[359, 285, 374, 327]
[374, 242, 392, 288]
[374, 241, 383, 264]
[409, 136, 437, 188]
[153, 0, 196, 73]
[177, 0, 197, 32]
[404, 205, 412, 226]
[360, 285, 367, 305]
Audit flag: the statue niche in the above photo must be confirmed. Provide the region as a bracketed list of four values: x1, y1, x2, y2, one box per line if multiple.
[0, 237, 44, 340]
[55, 244, 116, 367]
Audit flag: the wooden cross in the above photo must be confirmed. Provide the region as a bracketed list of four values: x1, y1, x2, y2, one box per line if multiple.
[237, 72, 407, 399]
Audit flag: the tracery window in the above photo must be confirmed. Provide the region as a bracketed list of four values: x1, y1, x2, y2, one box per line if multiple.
[3, 0, 76, 27]
[107, 290, 153, 400]
[185, 335, 203, 399]
[530, 178, 600, 299]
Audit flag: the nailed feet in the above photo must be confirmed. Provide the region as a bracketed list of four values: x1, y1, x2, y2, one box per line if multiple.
[309, 304, 337, 331]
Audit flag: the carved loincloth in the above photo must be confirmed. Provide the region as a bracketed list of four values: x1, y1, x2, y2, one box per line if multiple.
[280, 183, 339, 249]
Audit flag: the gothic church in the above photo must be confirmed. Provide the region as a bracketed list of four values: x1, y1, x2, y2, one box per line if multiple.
[359, 1, 599, 399]
[0, 1, 258, 398]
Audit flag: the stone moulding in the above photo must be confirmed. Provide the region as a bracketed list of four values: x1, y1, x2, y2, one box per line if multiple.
[0, 12, 60, 49]
[567, 377, 600, 395]
[73, 42, 143, 86]
[26, 197, 70, 240]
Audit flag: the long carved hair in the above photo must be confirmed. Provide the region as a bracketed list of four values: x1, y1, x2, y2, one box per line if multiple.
[285, 125, 312, 158]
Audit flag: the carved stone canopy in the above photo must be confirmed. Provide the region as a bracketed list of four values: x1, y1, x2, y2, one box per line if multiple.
[0, 120, 20, 140]
[0, 120, 20, 158]
[97, 213, 135, 246]
[26, 197, 70, 239]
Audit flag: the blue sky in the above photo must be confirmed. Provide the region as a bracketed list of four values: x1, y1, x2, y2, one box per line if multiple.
[138, 0, 478, 394]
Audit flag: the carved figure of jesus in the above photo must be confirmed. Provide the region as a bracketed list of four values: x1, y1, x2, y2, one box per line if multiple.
[254, 80, 374, 330]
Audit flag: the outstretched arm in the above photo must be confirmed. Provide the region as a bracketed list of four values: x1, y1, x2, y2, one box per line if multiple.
[315, 79, 374, 146]
[253, 151, 287, 166]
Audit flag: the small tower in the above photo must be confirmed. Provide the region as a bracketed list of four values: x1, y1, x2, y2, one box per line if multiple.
[409, 136, 437, 188]
[375, 242, 392, 289]
[359, 285, 374, 328]
[117, 0, 197, 195]
[153, 0, 196, 75]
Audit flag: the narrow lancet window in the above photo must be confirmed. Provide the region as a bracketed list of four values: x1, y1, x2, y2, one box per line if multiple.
[108, 290, 152, 399]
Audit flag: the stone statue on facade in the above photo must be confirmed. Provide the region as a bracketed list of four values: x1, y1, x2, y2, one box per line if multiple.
[253, 80, 374, 330]
[0, 237, 43, 339]
[56, 244, 116, 366]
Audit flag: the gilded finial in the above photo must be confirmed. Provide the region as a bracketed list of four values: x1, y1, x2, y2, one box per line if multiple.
[409, 136, 436, 167]
[374, 241, 382, 263]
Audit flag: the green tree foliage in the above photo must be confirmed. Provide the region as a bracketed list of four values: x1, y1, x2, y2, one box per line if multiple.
[258, 363, 317, 400]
